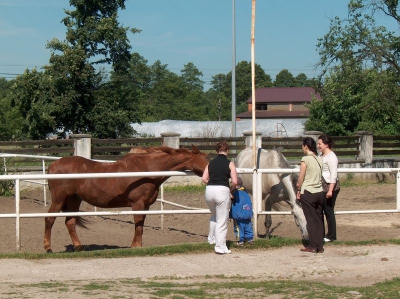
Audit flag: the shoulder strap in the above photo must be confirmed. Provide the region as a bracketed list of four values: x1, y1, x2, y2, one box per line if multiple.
[312, 155, 322, 170]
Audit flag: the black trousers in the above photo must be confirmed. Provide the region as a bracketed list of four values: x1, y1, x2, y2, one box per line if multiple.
[301, 190, 325, 251]
[323, 189, 340, 241]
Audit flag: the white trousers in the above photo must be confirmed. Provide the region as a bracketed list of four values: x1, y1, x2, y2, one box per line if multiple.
[205, 185, 231, 253]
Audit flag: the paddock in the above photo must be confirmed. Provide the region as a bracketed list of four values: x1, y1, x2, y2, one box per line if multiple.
[0, 169, 399, 253]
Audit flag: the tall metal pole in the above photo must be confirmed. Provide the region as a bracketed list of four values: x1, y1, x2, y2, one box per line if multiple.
[251, 0, 258, 239]
[251, 0, 256, 166]
[231, 0, 236, 137]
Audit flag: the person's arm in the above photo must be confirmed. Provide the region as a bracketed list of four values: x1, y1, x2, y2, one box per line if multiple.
[229, 162, 238, 187]
[326, 154, 338, 196]
[296, 161, 307, 199]
[201, 164, 209, 184]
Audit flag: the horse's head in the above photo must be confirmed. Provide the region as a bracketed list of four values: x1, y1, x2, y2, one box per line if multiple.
[188, 144, 210, 176]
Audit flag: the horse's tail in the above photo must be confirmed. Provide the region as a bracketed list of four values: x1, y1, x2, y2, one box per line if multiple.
[76, 217, 90, 229]
[61, 206, 90, 229]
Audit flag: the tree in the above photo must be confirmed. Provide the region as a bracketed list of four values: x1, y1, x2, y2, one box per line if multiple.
[210, 60, 272, 119]
[305, 66, 400, 135]
[0, 78, 23, 140]
[10, 0, 139, 139]
[274, 69, 296, 87]
[309, 0, 400, 136]
[317, 0, 400, 80]
[109, 52, 151, 130]
[179, 62, 205, 120]
[295, 73, 314, 87]
[305, 65, 364, 135]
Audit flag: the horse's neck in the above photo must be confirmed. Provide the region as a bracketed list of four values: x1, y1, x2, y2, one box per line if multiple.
[163, 154, 191, 171]
[128, 152, 191, 171]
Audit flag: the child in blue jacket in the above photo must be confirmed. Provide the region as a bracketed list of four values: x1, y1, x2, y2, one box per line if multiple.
[230, 177, 254, 246]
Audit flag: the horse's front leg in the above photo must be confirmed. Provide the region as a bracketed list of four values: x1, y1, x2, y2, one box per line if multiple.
[281, 175, 309, 240]
[265, 197, 273, 239]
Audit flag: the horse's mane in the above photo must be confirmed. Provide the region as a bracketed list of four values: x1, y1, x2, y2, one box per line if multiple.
[129, 146, 191, 155]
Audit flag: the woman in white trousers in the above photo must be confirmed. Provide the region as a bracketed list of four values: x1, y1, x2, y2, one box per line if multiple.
[202, 141, 238, 254]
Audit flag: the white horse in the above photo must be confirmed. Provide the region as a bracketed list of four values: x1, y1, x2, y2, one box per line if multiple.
[236, 147, 308, 240]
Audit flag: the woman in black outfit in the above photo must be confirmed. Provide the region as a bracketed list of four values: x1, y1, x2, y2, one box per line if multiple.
[202, 141, 238, 254]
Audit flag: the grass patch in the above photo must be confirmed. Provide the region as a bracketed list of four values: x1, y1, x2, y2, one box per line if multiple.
[80, 282, 112, 291]
[9, 276, 400, 298]
[117, 276, 400, 298]
[0, 237, 399, 260]
[164, 184, 206, 192]
[340, 179, 395, 188]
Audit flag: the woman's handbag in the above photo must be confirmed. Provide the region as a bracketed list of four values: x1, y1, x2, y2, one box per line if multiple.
[312, 155, 340, 192]
[321, 177, 340, 192]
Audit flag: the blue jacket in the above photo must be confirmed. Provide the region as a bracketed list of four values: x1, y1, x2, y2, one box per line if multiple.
[230, 187, 253, 220]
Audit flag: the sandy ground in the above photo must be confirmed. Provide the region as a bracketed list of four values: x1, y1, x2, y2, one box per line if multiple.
[0, 184, 399, 298]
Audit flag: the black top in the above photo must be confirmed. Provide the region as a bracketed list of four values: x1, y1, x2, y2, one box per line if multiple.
[207, 154, 231, 188]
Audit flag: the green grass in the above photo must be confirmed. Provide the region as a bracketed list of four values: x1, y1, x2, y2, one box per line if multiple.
[1, 237, 399, 260]
[164, 184, 206, 192]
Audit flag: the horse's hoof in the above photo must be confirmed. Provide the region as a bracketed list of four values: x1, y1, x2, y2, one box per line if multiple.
[74, 245, 84, 252]
[46, 249, 53, 254]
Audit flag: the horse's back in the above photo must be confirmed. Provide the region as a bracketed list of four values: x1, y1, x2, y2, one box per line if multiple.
[48, 156, 91, 174]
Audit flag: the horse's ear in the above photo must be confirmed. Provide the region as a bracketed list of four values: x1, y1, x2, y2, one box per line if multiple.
[191, 144, 200, 154]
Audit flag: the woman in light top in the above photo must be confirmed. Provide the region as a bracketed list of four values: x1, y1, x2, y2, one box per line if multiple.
[318, 133, 340, 243]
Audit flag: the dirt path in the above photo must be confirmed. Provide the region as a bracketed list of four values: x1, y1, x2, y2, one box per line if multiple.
[0, 244, 399, 298]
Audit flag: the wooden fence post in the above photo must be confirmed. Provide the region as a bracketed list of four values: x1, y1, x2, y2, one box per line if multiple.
[243, 131, 262, 148]
[355, 131, 373, 164]
[161, 132, 181, 149]
[71, 134, 92, 159]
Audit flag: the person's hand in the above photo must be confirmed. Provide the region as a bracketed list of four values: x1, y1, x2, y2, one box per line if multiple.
[296, 191, 301, 200]
[326, 191, 333, 198]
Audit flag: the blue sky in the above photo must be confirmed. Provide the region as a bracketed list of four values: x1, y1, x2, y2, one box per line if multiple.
[0, 0, 356, 88]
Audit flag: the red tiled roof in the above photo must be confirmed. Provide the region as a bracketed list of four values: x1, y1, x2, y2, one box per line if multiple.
[247, 87, 321, 103]
[236, 110, 309, 119]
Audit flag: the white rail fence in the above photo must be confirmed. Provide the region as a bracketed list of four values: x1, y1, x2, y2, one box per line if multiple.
[0, 166, 400, 251]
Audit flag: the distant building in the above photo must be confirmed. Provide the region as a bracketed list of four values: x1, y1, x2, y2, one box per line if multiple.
[236, 87, 321, 120]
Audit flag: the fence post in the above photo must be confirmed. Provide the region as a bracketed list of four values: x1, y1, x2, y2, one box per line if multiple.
[71, 134, 92, 159]
[161, 132, 181, 149]
[304, 131, 323, 154]
[355, 131, 373, 164]
[243, 131, 262, 148]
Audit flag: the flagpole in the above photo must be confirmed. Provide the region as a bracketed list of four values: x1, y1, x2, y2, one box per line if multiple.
[231, 0, 236, 137]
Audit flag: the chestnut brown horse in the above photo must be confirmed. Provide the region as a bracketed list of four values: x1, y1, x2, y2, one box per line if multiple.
[44, 145, 210, 253]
